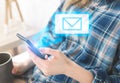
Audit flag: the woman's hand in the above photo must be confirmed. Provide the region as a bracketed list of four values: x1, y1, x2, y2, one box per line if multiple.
[28, 48, 93, 83]
[28, 48, 71, 76]
[12, 52, 34, 75]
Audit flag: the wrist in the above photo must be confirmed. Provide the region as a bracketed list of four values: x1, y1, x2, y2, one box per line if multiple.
[64, 59, 75, 76]
[64, 60, 93, 83]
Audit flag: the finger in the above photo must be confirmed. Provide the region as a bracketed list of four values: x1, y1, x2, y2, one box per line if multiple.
[48, 55, 54, 61]
[45, 55, 48, 60]
[12, 68, 17, 74]
[40, 48, 57, 56]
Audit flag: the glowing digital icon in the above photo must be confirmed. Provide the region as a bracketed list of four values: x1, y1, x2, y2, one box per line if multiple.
[55, 13, 89, 35]
[62, 17, 82, 30]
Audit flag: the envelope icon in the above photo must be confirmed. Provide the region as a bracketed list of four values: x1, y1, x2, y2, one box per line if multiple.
[62, 17, 82, 30]
[55, 13, 89, 34]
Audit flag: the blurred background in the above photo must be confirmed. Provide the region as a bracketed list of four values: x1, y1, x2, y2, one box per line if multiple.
[0, 0, 60, 55]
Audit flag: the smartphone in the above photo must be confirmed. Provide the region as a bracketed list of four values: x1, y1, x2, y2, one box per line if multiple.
[16, 33, 45, 59]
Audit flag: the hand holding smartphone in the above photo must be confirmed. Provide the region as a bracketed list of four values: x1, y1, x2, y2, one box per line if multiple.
[16, 33, 45, 59]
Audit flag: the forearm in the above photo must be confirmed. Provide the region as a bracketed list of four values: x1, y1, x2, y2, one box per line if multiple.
[65, 60, 93, 83]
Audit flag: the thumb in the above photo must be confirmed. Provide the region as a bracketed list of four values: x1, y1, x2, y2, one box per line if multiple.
[12, 68, 17, 74]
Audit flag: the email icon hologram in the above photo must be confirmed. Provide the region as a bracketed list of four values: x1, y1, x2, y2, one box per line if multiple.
[55, 13, 89, 34]
[62, 17, 82, 30]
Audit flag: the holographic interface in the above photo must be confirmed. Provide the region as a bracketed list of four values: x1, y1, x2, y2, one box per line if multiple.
[54, 12, 90, 35]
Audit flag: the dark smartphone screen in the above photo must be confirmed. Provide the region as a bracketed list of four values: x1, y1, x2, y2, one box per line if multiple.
[16, 33, 45, 59]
